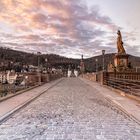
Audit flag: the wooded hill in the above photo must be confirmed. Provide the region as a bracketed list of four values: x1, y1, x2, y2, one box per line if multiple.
[84, 53, 140, 72]
[0, 47, 79, 66]
[0, 47, 140, 72]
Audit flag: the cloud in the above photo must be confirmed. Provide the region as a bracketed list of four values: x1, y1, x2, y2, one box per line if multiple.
[0, 0, 138, 58]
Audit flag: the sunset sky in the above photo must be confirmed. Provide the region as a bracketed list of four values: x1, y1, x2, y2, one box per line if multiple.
[0, 0, 140, 58]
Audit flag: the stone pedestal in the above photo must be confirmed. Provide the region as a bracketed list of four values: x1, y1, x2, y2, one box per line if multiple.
[114, 54, 129, 67]
[114, 54, 129, 71]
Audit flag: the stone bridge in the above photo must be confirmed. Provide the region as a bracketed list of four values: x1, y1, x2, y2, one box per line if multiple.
[0, 77, 139, 140]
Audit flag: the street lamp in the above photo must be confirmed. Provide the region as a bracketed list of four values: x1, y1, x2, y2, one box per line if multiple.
[45, 58, 48, 72]
[37, 52, 41, 85]
[25, 76, 28, 88]
[80, 54, 85, 76]
[102, 50, 105, 71]
[95, 58, 98, 72]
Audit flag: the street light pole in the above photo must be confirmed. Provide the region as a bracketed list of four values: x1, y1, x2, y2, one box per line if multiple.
[25, 76, 28, 88]
[102, 50, 105, 71]
[37, 52, 41, 85]
[95, 58, 98, 72]
[45, 58, 48, 72]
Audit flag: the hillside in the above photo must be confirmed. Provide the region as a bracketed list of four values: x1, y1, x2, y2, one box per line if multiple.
[0, 47, 80, 71]
[0, 47, 140, 72]
[0, 47, 79, 65]
[84, 53, 140, 72]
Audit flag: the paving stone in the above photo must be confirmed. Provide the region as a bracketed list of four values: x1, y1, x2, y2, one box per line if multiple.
[0, 78, 139, 140]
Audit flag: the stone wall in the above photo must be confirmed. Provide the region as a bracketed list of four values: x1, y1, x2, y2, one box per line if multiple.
[26, 72, 63, 86]
[83, 72, 140, 96]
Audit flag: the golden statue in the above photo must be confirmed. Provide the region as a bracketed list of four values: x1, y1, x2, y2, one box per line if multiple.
[117, 30, 126, 54]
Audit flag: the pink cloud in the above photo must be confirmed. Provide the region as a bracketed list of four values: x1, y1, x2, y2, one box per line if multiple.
[0, 0, 138, 58]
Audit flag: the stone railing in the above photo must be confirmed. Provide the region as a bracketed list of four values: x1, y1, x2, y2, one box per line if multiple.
[83, 72, 140, 96]
[0, 72, 63, 98]
[82, 73, 96, 81]
[105, 72, 140, 81]
[26, 72, 63, 86]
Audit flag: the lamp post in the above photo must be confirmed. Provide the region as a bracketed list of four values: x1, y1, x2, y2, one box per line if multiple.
[80, 54, 85, 77]
[25, 76, 28, 88]
[37, 52, 41, 85]
[102, 50, 105, 71]
[95, 58, 98, 72]
[45, 58, 48, 72]
[45, 58, 49, 82]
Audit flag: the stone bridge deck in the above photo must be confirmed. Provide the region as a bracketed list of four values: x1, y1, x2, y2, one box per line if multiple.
[0, 78, 139, 140]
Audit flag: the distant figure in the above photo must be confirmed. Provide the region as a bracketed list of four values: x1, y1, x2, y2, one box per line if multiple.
[74, 69, 78, 77]
[117, 30, 126, 54]
[67, 70, 72, 77]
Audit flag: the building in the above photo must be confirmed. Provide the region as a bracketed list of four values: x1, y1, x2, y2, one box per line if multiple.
[7, 71, 18, 84]
[0, 72, 7, 84]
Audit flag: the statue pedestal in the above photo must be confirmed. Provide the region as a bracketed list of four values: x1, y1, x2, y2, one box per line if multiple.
[114, 53, 129, 69]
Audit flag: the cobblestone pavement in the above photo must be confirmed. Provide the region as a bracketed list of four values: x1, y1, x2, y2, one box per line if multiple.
[0, 78, 140, 140]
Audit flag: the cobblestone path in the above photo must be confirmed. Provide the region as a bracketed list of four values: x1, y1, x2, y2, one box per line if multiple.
[0, 78, 140, 140]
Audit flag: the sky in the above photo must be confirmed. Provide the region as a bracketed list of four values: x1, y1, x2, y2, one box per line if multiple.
[0, 0, 140, 58]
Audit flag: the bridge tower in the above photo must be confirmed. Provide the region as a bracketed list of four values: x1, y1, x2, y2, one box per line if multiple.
[80, 55, 85, 74]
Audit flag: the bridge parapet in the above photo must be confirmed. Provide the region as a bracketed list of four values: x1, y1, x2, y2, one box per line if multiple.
[27, 72, 63, 86]
[83, 72, 140, 96]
